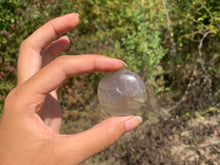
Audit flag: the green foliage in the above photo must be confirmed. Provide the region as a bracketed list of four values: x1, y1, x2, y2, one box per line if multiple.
[156, 0, 220, 100]
[166, 0, 220, 68]
[0, 0, 60, 114]
[0, 0, 219, 116]
[76, 0, 167, 79]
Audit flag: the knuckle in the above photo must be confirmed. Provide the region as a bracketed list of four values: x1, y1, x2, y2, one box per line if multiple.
[3, 86, 29, 117]
[3, 88, 19, 109]
[103, 126, 119, 148]
[54, 55, 68, 64]
[53, 55, 71, 75]
[19, 39, 28, 50]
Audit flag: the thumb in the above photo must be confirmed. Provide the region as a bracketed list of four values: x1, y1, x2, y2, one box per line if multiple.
[54, 116, 142, 165]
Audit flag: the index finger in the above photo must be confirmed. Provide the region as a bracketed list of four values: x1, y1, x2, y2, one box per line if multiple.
[17, 13, 79, 84]
[19, 55, 124, 112]
[23, 13, 79, 52]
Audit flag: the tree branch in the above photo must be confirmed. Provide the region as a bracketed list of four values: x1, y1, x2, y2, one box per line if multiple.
[198, 31, 211, 78]
[167, 31, 212, 113]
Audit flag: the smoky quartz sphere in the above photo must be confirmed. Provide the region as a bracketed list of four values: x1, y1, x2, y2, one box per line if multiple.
[97, 69, 146, 116]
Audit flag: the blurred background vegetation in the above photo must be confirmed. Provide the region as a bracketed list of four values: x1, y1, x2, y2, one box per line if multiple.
[0, 0, 220, 163]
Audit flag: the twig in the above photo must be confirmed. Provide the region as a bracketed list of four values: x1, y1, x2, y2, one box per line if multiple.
[215, 102, 220, 108]
[161, 0, 170, 30]
[198, 31, 211, 61]
[199, 142, 220, 149]
[166, 65, 198, 113]
[198, 31, 211, 83]
[201, 5, 214, 26]
[167, 31, 212, 113]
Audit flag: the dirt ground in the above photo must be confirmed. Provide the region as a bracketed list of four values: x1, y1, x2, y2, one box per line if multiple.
[60, 97, 220, 165]
[82, 110, 220, 165]
[60, 73, 220, 165]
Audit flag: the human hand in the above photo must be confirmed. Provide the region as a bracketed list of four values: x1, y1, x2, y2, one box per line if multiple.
[0, 13, 142, 165]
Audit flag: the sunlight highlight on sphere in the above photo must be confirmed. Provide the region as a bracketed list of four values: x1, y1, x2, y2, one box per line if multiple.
[97, 69, 146, 116]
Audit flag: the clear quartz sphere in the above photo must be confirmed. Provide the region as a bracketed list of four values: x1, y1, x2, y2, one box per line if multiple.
[97, 69, 146, 116]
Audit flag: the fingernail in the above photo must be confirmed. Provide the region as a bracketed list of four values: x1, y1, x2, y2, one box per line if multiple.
[74, 13, 79, 17]
[122, 61, 128, 67]
[125, 116, 142, 131]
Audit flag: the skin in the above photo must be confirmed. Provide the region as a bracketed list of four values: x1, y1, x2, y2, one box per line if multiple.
[0, 13, 142, 165]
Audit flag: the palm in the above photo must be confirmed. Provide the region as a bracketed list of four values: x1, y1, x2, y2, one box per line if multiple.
[40, 92, 62, 132]
[17, 35, 70, 132]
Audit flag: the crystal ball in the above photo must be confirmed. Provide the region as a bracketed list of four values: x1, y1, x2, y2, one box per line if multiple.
[97, 69, 146, 116]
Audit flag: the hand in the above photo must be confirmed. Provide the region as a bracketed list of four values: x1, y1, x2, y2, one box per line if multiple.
[0, 13, 142, 165]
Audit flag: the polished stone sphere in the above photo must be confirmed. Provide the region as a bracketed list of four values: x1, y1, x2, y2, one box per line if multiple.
[97, 69, 146, 116]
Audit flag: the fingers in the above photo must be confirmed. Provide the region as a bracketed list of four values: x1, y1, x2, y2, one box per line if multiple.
[42, 36, 70, 67]
[40, 94, 62, 132]
[17, 13, 79, 84]
[19, 55, 124, 112]
[23, 13, 78, 52]
[54, 116, 142, 164]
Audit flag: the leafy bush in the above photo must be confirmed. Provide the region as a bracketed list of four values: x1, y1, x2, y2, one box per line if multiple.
[76, 0, 167, 80]
[0, 0, 60, 114]
[0, 0, 219, 116]
[163, 0, 220, 88]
